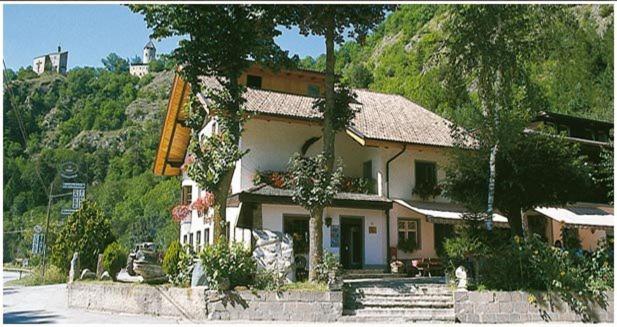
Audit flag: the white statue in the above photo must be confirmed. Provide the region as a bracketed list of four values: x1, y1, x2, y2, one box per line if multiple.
[455, 266, 468, 290]
[68, 252, 79, 284]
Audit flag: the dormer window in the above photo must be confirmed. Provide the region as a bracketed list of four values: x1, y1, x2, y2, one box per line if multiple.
[247, 75, 262, 89]
[307, 84, 320, 97]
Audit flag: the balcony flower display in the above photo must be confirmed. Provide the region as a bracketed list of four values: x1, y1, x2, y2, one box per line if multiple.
[191, 192, 215, 215]
[171, 205, 191, 223]
[412, 182, 442, 200]
[253, 170, 375, 194]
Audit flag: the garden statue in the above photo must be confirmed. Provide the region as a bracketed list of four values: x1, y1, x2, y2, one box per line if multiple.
[80, 268, 96, 280]
[455, 266, 468, 290]
[96, 253, 104, 279]
[390, 256, 404, 274]
[126, 242, 167, 283]
[68, 252, 79, 284]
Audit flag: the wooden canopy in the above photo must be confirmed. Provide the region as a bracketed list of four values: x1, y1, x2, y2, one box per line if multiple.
[153, 74, 191, 176]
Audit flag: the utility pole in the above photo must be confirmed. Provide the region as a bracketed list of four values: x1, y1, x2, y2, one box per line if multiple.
[41, 181, 54, 281]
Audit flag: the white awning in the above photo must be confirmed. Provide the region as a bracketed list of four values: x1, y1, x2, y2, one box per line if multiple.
[394, 199, 510, 227]
[534, 203, 614, 229]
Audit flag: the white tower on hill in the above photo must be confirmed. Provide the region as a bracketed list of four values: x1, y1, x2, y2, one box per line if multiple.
[143, 40, 156, 64]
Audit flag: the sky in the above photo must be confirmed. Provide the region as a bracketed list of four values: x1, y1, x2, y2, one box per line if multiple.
[3, 4, 327, 70]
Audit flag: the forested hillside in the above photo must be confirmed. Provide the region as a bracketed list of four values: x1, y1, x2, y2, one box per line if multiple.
[3, 57, 179, 262]
[299, 4, 614, 124]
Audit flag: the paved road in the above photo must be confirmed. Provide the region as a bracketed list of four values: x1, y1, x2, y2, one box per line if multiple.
[2, 272, 185, 324]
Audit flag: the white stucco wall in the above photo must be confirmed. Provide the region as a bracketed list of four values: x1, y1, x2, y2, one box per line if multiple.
[261, 204, 388, 267]
[390, 202, 438, 259]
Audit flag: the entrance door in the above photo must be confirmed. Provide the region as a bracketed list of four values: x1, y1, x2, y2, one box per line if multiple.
[341, 217, 363, 269]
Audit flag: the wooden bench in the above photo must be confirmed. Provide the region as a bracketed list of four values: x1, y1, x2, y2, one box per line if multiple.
[407, 258, 444, 277]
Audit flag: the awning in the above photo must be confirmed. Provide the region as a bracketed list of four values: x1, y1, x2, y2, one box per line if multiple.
[534, 203, 614, 229]
[394, 199, 510, 227]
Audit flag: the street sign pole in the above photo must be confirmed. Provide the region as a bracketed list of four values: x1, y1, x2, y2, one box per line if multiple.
[41, 181, 54, 282]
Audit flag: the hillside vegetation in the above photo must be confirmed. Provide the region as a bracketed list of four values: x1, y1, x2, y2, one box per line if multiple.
[299, 4, 614, 123]
[3, 63, 178, 262]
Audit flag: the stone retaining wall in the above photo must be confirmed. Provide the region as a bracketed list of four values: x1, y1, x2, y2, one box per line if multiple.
[67, 282, 342, 322]
[455, 290, 614, 323]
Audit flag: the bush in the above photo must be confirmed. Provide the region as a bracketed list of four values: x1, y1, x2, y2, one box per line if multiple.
[51, 201, 115, 273]
[102, 242, 128, 281]
[6, 264, 66, 287]
[315, 252, 342, 283]
[162, 240, 182, 276]
[199, 240, 254, 291]
[443, 221, 614, 322]
[169, 243, 195, 287]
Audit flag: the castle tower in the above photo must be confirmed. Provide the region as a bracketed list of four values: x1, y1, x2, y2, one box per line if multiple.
[143, 40, 156, 64]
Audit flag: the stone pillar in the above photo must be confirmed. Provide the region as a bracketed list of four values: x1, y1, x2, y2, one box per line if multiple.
[96, 254, 104, 280]
[68, 252, 79, 284]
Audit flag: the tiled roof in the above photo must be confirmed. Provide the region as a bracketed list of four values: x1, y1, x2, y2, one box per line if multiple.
[199, 77, 462, 147]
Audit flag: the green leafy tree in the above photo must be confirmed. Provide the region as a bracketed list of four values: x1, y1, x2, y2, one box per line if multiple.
[440, 5, 562, 230]
[445, 132, 592, 236]
[130, 4, 292, 240]
[281, 4, 393, 281]
[102, 53, 130, 73]
[51, 201, 115, 272]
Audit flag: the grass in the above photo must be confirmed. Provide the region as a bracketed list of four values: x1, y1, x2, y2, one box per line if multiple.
[279, 281, 328, 292]
[5, 265, 66, 287]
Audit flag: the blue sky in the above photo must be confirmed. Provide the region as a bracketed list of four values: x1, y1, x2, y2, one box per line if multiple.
[3, 4, 326, 70]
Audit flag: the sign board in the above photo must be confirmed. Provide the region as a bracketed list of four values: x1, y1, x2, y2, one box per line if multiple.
[62, 182, 85, 189]
[61, 208, 78, 215]
[369, 226, 377, 234]
[60, 161, 79, 179]
[72, 189, 85, 209]
[33, 224, 42, 234]
[330, 225, 340, 248]
[32, 232, 44, 254]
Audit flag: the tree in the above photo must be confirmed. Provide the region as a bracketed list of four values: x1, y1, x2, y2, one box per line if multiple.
[51, 201, 115, 272]
[440, 5, 562, 230]
[101, 53, 129, 73]
[130, 5, 292, 240]
[445, 131, 593, 237]
[281, 5, 393, 281]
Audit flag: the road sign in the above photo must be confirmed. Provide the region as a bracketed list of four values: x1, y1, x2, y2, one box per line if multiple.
[62, 182, 85, 189]
[33, 224, 42, 234]
[60, 161, 79, 179]
[72, 189, 85, 209]
[61, 208, 78, 215]
[32, 233, 44, 254]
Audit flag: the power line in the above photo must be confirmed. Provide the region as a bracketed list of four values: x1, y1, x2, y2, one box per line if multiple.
[3, 60, 50, 195]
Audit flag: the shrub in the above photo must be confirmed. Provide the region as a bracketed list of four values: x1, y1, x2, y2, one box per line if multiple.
[51, 201, 115, 273]
[162, 240, 182, 276]
[169, 244, 195, 287]
[315, 252, 342, 283]
[7, 264, 66, 286]
[102, 242, 128, 281]
[199, 240, 255, 291]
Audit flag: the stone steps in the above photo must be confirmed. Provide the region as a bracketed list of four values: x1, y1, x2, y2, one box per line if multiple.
[342, 308, 455, 322]
[343, 278, 455, 322]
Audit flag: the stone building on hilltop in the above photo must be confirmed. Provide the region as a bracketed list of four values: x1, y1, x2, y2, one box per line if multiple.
[130, 40, 156, 78]
[32, 46, 68, 75]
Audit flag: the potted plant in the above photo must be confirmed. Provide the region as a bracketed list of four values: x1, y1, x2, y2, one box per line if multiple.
[398, 237, 419, 254]
[171, 205, 192, 225]
[412, 181, 442, 200]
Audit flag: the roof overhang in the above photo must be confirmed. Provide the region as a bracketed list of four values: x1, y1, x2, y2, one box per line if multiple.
[394, 199, 510, 227]
[534, 204, 614, 230]
[153, 74, 192, 176]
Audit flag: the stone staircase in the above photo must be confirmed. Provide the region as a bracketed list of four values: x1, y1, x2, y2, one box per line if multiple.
[341, 278, 455, 323]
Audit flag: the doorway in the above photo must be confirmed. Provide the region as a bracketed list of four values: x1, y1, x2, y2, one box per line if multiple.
[340, 216, 363, 269]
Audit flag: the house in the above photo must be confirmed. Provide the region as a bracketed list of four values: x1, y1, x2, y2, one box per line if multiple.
[523, 112, 614, 250]
[32, 46, 68, 75]
[154, 64, 613, 270]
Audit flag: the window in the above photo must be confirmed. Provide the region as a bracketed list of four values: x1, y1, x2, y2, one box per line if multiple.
[225, 222, 231, 240]
[189, 233, 194, 248]
[181, 185, 192, 205]
[307, 84, 320, 97]
[211, 120, 217, 135]
[363, 160, 372, 180]
[196, 231, 202, 252]
[415, 161, 437, 188]
[246, 75, 262, 89]
[204, 228, 210, 245]
[557, 124, 570, 136]
[596, 131, 608, 142]
[183, 234, 187, 244]
[398, 218, 421, 249]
